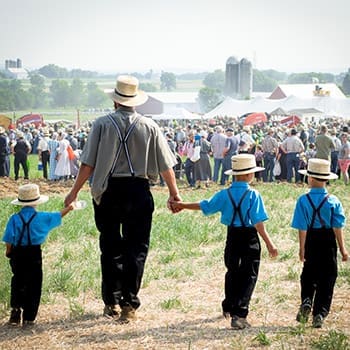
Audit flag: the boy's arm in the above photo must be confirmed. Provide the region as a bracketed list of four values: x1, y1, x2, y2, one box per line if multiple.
[298, 230, 307, 262]
[5, 243, 12, 258]
[171, 201, 201, 211]
[60, 205, 74, 218]
[333, 228, 349, 261]
[254, 222, 278, 257]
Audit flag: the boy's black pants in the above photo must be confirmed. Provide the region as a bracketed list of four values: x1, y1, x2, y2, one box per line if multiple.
[222, 226, 261, 318]
[301, 228, 337, 318]
[9, 245, 42, 322]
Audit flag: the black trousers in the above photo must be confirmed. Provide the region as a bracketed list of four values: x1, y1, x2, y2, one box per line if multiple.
[9, 245, 42, 322]
[93, 177, 154, 309]
[222, 226, 261, 318]
[41, 150, 50, 179]
[301, 228, 337, 318]
[14, 154, 29, 179]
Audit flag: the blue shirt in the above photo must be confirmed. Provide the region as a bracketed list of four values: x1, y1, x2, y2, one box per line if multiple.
[199, 181, 268, 227]
[291, 188, 345, 230]
[2, 206, 62, 246]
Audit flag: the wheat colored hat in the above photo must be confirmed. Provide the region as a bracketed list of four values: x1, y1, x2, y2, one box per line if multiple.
[11, 184, 49, 206]
[224, 154, 265, 176]
[298, 158, 338, 180]
[104, 75, 148, 107]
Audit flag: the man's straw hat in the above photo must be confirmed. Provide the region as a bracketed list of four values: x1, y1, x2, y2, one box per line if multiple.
[11, 184, 49, 206]
[104, 75, 148, 107]
[224, 154, 265, 176]
[298, 158, 338, 180]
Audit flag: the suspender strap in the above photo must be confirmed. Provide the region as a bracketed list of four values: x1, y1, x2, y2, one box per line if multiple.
[108, 114, 141, 177]
[306, 194, 329, 229]
[227, 189, 250, 227]
[16, 212, 37, 247]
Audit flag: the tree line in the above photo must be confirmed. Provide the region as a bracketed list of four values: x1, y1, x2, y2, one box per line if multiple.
[0, 63, 349, 113]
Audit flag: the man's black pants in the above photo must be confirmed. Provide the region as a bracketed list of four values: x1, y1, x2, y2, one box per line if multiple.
[93, 177, 154, 310]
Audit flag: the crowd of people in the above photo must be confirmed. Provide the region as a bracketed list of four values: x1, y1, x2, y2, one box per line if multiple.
[162, 119, 350, 187]
[1, 75, 349, 331]
[1, 111, 350, 187]
[0, 124, 88, 181]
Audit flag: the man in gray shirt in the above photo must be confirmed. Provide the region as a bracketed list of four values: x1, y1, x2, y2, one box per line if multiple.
[64, 75, 181, 324]
[210, 126, 227, 185]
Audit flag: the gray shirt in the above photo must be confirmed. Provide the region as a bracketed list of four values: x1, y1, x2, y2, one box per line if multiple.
[80, 107, 177, 204]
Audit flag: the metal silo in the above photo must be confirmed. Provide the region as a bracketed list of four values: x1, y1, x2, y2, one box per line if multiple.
[239, 58, 252, 99]
[225, 56, 239, 98]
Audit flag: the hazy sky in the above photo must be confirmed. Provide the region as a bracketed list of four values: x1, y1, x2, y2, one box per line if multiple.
[1, 0, 349, 74]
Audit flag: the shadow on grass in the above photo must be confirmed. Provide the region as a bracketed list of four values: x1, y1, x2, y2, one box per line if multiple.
[0, 312, 297, 348]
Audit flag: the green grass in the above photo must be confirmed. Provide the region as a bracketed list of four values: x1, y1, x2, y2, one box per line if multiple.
[0, 164, 349, 348]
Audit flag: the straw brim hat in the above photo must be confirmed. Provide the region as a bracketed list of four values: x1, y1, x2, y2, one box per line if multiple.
[104, 75, 148, 107]
[224, 154, 265, 176]
[298, 158, 338, 180]
[11, 184, 49, 206]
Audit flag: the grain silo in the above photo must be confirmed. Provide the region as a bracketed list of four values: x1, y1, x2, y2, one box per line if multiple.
[239, 58, 252, 99]
[225, 56, 239, 98]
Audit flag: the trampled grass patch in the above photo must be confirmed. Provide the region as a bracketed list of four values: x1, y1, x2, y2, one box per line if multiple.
[0, 178, 349, 349]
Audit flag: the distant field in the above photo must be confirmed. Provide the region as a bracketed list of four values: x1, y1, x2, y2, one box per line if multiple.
[20, 77, 204, 93]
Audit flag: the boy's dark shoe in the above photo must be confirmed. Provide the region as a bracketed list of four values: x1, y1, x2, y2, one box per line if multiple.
[312, 314, 324, 328]
[8, 308, 21, 325]
[296, 303, 311, 323]
[103, 304, 119, 318]
[223, 311, 231, 319]
[231, 315, 251, 330]
[117, 304, 136, 324]
[22, 320, 35, 328]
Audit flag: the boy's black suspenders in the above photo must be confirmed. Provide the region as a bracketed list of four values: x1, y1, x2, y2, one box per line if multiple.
[227, 189, 250, 227]
[306, 194, 329, 229]
[107, 114, 141, 177]
[16, 212, 37, 247]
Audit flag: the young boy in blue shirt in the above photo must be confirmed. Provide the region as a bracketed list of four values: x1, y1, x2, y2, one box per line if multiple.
[2, 184, 73, 327]
[292, 158, 348, 328]
[171, 154, 278, 329]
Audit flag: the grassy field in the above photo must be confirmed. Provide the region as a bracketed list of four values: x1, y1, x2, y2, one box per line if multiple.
[0, 165, 349, 349]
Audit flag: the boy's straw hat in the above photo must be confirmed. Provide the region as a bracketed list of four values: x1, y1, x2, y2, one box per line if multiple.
[224, 154, 265, 176]
[298, 158, 338, 180]
[11, 184, 49, 206]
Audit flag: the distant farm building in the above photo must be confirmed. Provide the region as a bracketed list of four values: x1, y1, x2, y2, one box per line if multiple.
[3, 58, 28, 79]
[269, 83, 346, 99]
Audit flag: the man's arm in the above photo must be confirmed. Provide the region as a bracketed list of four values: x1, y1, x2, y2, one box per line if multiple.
[159, 167, 182, 213]
[64, 163, 94, 207]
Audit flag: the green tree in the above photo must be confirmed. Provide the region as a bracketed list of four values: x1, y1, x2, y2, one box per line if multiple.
[28, 74, 47, 108]
[50, 79, 70, 107]
[160, 72, 176, 91]
[203, 69, 225, 90]
[86, 82, 108, 107]
[342, 69, 350, 95]
[253, 70, 277, 92]
[70, 78, 85, 107]
[139, 82, 157, 92]
[38, 64, 69, 78]
[198, 87, 222, 113]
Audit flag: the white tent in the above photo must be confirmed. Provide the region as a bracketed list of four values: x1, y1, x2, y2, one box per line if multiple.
[151, 107, 201, 120]
[203, 97, 251, 119]
[204, 95, 350, 120]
